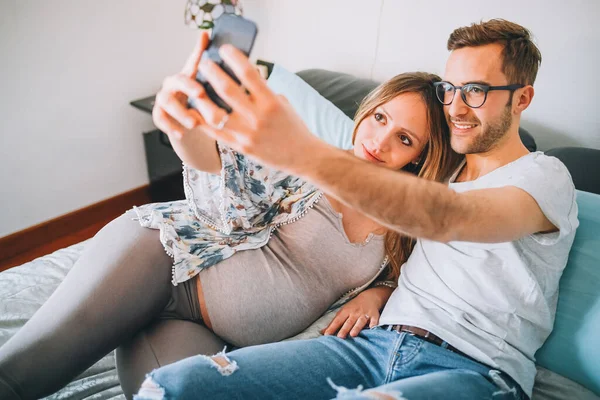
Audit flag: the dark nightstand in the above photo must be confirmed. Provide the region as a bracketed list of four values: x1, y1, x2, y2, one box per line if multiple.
[130, 95, 185, 202]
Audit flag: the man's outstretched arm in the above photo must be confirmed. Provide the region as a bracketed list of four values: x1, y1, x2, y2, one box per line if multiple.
[191, 44, 556, 244]
[294, 143, 556, 243]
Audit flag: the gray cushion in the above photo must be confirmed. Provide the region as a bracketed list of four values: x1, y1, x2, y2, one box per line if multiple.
[545, 147, 600, 195]
[296, 69, 379, 120]
[533, 366, 600, 400]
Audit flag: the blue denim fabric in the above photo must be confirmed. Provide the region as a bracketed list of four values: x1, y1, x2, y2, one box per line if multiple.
[134, 327, 526, 400]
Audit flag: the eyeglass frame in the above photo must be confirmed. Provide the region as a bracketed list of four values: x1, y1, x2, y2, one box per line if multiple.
[433, 81, 525, 109]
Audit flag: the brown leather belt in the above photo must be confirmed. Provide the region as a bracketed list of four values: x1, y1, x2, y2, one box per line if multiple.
[388, 325, 473, 361]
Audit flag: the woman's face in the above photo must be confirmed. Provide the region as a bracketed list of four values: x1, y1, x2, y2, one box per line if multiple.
[352, 92, 429, 170]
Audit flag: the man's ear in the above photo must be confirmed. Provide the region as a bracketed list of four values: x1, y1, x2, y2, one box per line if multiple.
[514, 85, 535, 113]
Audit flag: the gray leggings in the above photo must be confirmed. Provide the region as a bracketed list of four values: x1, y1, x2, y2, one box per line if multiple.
[0, 212, 227, 400]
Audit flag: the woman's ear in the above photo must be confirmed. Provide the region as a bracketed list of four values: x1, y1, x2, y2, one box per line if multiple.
[412, 146, 427, 165]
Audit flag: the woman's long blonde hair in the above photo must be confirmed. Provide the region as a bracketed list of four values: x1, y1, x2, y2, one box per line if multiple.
[351, 72, 463, 281]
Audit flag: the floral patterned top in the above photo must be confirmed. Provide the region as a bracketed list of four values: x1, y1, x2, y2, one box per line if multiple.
[132, 143, 340, 286]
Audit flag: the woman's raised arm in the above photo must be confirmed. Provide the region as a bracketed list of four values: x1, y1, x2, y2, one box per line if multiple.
[152, 31, 222, 175]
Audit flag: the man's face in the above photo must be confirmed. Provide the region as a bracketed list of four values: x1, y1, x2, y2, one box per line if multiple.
[443, 43, 516, 155]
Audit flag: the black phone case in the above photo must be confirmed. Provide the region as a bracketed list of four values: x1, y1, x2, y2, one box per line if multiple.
[190, 14, 258, 113]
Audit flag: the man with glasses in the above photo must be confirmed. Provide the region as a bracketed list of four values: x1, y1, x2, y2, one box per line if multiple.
[137, 19, 578, 399]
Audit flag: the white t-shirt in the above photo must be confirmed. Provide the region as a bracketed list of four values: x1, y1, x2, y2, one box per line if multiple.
[379, 152, 579, 397]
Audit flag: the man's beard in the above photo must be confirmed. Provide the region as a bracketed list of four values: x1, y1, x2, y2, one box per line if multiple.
[450, 105, 512, 155]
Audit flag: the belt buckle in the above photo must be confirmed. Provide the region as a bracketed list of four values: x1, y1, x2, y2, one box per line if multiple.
[401, 327, 416, 336]
[398, 325, 418, 337]
[400, 326, 439, 346]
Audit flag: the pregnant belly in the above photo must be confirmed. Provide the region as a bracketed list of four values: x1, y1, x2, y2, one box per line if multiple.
[197, 261, 344, 348]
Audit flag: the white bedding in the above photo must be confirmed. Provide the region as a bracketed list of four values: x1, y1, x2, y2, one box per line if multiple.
[0, 242, 597, 400]
[0, 240, 124, 400]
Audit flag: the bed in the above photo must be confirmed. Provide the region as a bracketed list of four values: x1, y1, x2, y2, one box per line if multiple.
[1, 239, 597, 400]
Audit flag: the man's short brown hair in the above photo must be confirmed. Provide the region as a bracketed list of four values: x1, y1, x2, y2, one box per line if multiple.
[447, 19, 542, 85]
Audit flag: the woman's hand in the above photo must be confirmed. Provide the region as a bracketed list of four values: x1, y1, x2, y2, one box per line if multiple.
[188, 43, 328, 174]
[151, 32, 223, 174]
[152, 32, 209, 139]
[321, 286, 394, 339]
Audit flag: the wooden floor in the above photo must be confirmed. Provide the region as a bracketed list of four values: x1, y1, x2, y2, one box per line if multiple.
[0, 218, 113, 272]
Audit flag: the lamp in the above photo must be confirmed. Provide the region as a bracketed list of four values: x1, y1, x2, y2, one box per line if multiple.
[184, 0, 243, 29]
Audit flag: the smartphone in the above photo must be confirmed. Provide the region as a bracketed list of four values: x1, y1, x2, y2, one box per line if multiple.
[189, 14, 258, 113]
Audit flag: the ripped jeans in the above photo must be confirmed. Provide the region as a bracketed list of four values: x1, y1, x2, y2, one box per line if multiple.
[134, 326, 527, 400]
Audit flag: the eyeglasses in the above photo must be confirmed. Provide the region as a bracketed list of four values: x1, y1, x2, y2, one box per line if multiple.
[433, 81, 525, 109]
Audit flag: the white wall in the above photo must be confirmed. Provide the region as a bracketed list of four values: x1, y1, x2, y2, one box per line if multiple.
[0, 0, 198, 237]
[1, 0, 599, 238]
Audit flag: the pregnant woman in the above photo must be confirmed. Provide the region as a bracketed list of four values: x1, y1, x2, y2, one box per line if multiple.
[0, 32, 460, 400]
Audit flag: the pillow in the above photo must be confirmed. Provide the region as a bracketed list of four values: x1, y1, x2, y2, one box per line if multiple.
[267, 64, 354, 150]
[535, 190, 600, 396]
[296, 69, 379, 120]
